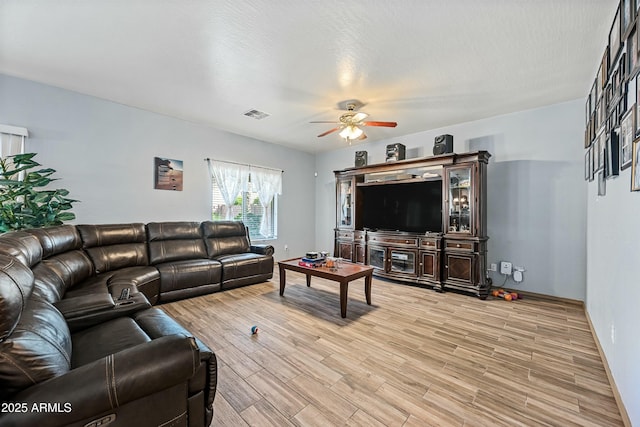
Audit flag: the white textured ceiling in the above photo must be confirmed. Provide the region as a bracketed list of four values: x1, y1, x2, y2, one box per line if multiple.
[0, 1, 617, 153]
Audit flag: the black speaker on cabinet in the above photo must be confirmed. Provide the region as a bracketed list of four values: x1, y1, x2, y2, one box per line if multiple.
[433, 134, 454, 155]
[355, 151, 368, 167]
[385, 143, 406, 162]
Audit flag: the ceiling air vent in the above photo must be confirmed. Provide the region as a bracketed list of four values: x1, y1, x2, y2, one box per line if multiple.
[243, 109, 270, 120]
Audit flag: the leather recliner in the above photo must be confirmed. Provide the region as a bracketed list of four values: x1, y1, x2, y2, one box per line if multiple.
[0, 254, 217, 427]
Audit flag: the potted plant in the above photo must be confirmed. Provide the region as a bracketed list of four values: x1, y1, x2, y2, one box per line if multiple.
[0, 152, 77, 233]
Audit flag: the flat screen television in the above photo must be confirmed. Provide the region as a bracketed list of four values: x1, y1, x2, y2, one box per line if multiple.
[361, 180, 442, 233]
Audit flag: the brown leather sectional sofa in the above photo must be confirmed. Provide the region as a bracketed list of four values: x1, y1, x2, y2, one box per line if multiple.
[0, 221, 274, 427]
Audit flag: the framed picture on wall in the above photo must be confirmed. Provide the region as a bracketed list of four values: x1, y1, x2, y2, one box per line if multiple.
[154, 157, 184, 191]
[599, 128, 607, 171]
[601, 50, 610, 89]
[622, 0, 634, 36]
[598, 170, 607, 196]
[595, 129, 603, 171]
[585, 148, 591, 181]
[597, 62, 604, 96]
[624, 136, 638, 170]
[606, 128, 620, 178]
[591, 145, 597, 181]
[629, 26, 638, 73]
[632, 138, 640, 191]
[609, 6, 621, 64]
[585, 95, 591, 128]
[620, 108, 635, 170]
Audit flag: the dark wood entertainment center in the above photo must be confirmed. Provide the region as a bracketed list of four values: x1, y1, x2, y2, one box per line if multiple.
[333, 151, 490, 298]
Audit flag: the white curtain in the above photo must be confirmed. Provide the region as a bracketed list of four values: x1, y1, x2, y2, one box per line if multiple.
[0, 125, 28, 159]
[207, 159, 250, 220]
[251, 167, 282, 237]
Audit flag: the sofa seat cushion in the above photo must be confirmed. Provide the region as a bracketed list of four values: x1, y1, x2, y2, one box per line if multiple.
[71, 317, 151, 368]
[156, 259, 222, 293]
[215, 253, 273, 288]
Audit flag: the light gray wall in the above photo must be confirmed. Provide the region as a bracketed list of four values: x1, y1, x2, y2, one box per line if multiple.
[315, 99, 587, 300]
[0, 73, 316, 260]
[586, 160, 640, 424]
[6, 72, 635, 422]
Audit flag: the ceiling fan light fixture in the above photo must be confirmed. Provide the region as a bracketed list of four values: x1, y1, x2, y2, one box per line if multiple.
[339, 125, 363, 140]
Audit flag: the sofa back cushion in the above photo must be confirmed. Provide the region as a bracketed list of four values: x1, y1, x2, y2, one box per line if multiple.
[31, 263, 67, 303]
[147, 222, 207, 265]
[27, 226, 94, 293]
[0, 255, 35, 341]
[28, 225, 82, 259]
[0, 231, 43, 267]
[201, 221, 250, 258]
[77, 223, 149, 273]
[42, 251, 95, 289]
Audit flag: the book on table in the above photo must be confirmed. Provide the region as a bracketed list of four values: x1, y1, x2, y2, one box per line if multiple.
[299, 257, 325, 267]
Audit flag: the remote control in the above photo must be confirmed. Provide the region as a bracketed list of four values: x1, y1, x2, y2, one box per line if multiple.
[118, 288, 130, 300]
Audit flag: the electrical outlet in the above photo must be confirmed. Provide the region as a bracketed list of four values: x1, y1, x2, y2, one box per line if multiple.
[489, 263, 497, 272]
[500, 261, 512, 275]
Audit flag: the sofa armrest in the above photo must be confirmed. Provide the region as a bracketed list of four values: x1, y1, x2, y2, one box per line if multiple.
[55, 292, 152, 332]
[0, 335, 199, 427]
[250, 244, 274, 256]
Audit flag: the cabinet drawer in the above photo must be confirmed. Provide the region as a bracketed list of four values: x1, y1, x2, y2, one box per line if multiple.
[336, 231, 354, 240]
[445, 240, 475, 252]
[368, 235, 418, 246]
[353, 231, 365, 243]
[420, 238, 441, 249]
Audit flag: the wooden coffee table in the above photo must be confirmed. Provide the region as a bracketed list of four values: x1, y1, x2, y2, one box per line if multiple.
[278, 257, 374, 318]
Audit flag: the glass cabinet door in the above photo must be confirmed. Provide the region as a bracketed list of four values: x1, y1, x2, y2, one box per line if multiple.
[447, 166, 472, 234]
[368, 247, 386, 270]
[389, 250, 417, 274]
[337, 178, 353, 228]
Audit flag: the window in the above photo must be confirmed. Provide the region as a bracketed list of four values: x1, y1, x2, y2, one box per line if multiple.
[208, 159, 281, 241]
[211, 178, 278, 240]
[0, 124, 28, 158]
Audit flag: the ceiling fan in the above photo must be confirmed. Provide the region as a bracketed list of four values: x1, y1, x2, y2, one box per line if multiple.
[310, 102, 397, 141]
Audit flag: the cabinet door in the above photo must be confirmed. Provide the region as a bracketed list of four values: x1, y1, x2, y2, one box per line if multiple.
[336, 177, 353, 229]
[445, 166, 473, 234]
[368, 246, 386, 271]
[337, 241, 354, 261]
[389, 249, 417, 275]
[443, 252, 474, 285]
[419, 251, 440, 281]
[355, 243, 366, 264]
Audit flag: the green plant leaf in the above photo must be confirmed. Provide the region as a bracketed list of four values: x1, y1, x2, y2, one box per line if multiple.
[0, 153, 78, 232]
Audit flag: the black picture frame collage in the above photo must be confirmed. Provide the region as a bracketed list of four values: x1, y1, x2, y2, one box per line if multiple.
[585, 0, 640, 193]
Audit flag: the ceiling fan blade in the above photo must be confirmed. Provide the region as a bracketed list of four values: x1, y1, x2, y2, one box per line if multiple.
[358, 133, 368, 140]
[317, 127, 340, 137]
[310, 121, 340, 123]
[362, 121, 397, 128]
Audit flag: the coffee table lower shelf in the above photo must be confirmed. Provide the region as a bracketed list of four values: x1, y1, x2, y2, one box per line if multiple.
[277, 258, 374, 318]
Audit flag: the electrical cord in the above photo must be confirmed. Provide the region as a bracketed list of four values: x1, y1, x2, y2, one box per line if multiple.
[489, 273, 509, 294]
[500, 274, 509, 287]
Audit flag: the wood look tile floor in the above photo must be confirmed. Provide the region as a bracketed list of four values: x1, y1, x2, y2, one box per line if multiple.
[161, 271, 624, 427]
